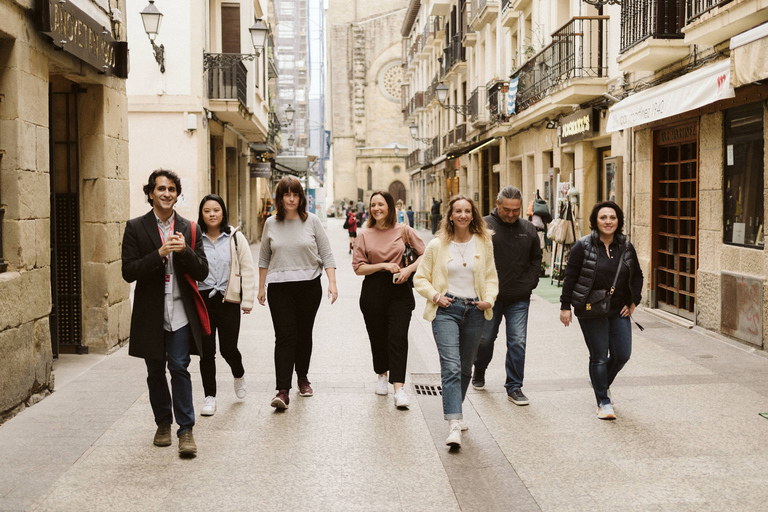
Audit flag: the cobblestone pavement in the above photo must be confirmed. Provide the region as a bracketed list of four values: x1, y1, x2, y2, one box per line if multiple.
[3, 218, 768, 511]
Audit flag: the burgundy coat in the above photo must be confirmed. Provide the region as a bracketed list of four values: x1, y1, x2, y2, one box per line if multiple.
[121, 211, 209, 360]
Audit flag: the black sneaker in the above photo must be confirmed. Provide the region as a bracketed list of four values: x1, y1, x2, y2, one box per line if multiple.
[471, 369, 486, 390]
[507, 388, 530, 406]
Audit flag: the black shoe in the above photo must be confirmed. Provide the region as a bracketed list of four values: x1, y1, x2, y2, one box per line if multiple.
[507, 388, 529, 406]
[471, 369, 486, 390]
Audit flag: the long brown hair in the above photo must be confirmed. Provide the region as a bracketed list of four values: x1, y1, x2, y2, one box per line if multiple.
[438, 195, 492, 243]
[275, 176, 308, 221]
[366, 191, 397, 229]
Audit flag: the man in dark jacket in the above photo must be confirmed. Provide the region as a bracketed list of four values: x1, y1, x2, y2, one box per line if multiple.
[430, 198, 442, 234]
[472, 186, 542, 405]
[122, 169, 209, 457]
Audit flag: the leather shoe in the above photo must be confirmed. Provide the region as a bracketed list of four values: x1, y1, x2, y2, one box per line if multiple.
[153, 423, 172, 447]
[178, 430, 197, 457]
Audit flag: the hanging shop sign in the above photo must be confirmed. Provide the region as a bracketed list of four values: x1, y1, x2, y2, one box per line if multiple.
[249, 162, 273, 178]
[559, 108, 596, 144]
[606, 59, 734, 132]
[38, 0, 128, 78]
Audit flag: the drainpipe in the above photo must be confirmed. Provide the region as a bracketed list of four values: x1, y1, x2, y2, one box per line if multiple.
[0, 152, 6, 273]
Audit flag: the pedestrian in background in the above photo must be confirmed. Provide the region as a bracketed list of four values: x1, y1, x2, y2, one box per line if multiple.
[258, 176, 338, 410]
[121, 169, 208, 457]
[559, 201, 643, 420]
[396, 199, 405, 224]
[472, 186, 542, 406]
[353, 190, 425, 409]
[406, 206, 415, 228]
[347, 207, 358, 254]
[431, 197, 442, 234]
[414, 195, 498, 448]
[196, 194, 255, 417]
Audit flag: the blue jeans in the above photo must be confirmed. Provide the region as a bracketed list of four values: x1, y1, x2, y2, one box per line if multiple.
[474, 299, 530, 392]
[577, 314, 632, 406]
[432, 295, 486, 420]
[145, 325, 195, 436]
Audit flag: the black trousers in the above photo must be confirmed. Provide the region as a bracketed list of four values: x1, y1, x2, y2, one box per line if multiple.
[199, 292, 245, 397]
[359, 272, 415, 384]
[267, 276, 323, 390]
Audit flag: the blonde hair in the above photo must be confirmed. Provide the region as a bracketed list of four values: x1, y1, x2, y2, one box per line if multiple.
[438, 195, 492, 243]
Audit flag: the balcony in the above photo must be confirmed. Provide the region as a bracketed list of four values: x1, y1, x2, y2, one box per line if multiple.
[618, 0, 688, 71]
[469, 86, 489, 127]
[470, 0, 499, 31]
[206, 53, 247, 106]
[430, 0, 451, 16]
[425, 75, 440, 104]
[515, 17, 609, 115]
[403, 91, 425, 121]
[424, 136, 441, 163]
[487, 80, 510, 124]
[406, 149, 423, 169]
[455, 123, 467, 144]
[501, 0, 518, 27]
[442, 34, 466, 78]
[683, 0, 768, 46]
[422, 16, 443, 47]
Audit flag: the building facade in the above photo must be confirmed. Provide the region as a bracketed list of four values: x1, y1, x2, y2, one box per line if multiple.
[0, 0, 131, 418]
[327, 0, 410, 211]
[126, 0, 274, 242]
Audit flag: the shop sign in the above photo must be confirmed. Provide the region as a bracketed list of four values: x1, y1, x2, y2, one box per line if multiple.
[559, 108, 596, 144]
[656, 122, 698, 145]
[249, 162, 272, 178]
[435, 160, 447, 172]
[39, 0, 128, 78]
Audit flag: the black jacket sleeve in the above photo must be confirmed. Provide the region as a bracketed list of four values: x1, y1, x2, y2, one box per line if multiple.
[121, 220, 165, 283]
[628, 243, 643, 306]
[559, 240, 585, 310]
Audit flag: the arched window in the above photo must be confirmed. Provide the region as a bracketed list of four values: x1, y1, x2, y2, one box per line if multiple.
[367, 167, 373, 190]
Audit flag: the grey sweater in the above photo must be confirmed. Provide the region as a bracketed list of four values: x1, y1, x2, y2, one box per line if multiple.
[258, 213, 336, 274]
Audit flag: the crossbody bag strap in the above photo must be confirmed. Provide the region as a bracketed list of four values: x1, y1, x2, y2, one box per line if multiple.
[190, 221, 196, 250]
[608, 243, 626, 296]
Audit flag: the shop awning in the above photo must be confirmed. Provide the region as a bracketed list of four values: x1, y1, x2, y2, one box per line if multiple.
[445, 137, 496, 158]
[606, 59, 735, 133]
[731, 23, 768, 88]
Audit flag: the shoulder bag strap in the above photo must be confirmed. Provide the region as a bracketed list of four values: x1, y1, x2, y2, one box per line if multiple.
[190, 221, 196, 250]
[608, 243, 626, 296]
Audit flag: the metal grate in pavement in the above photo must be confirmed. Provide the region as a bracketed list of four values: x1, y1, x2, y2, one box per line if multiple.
[410, 373, 443, 396]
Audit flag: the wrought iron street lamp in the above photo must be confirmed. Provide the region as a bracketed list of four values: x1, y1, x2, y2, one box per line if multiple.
[409, 122, 433, 144]
[140, 0, 165, 73]
[436, 82, 470, 116]
[248, 20, 269, 56]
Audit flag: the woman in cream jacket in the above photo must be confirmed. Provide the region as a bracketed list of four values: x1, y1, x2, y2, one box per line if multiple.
[197, 194, 256, 416]
[414, 195, 498, 448]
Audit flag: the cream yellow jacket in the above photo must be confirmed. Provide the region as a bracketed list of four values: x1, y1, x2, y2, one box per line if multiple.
[413, 234, 499, 321]
[223, 227, 256, 309]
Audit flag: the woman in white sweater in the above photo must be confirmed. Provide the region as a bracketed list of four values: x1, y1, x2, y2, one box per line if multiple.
[258, 177, 337, 409]
[197, 194, 255, 417]
[414, 195, 498, 448]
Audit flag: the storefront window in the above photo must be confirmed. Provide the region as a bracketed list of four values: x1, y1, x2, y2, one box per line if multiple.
[723, 102, 764, 248]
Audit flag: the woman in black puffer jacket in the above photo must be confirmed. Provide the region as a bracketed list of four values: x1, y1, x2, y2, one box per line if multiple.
[559, 201, 643, 420]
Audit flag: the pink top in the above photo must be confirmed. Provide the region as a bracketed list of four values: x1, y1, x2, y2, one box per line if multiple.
[352, 224, 426, 271]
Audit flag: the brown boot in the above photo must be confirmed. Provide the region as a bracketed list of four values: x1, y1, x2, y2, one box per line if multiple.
[153, 423, 172, 447]
[178, 430, 197, 457]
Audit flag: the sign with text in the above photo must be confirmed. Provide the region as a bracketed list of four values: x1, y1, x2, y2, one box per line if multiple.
[38, 0, 128, 78]
[249, 162, 272, 178]
[559, 108, 596, 144]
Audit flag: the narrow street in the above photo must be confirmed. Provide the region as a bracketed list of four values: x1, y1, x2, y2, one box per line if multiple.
[3, 218, 768, 511]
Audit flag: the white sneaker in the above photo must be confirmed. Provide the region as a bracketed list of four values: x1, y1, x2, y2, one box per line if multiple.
[375, 374, 388, 395]
[597, 403, 616, 420]
[394, 388, 410, 409]
[459, 420, 468, 431]
[445, 424, 462, 447]
[234, 376, 247, 399]
[201, 396, 216, 416]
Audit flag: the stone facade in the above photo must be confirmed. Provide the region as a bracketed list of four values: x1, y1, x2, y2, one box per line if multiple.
[327, 0, 409, 209]
[0, 0, 130, 419]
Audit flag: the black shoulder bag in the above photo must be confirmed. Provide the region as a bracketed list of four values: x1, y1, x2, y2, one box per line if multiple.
[574, 244, 625, 319]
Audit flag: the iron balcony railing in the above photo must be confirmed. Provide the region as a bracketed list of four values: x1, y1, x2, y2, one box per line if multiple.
[424, 136, 440, 162]
[204, 54, 248, 106]
[501, 0, 511, 15]
[434, 15, 444, 37]
[469, 86, 489, 125]
[406, 149, 423, 168]
[515, 16, 609, 114]
[425, 75, 440, 104]
[620, 0, 684, 53]
[472, 0, 490, 23]
[443, 34, 466, 74]
[455, 123, 467, 143]
[403, 91, 425, 121]
[686, 0, 732, 24]
[487, 80, 509, 123]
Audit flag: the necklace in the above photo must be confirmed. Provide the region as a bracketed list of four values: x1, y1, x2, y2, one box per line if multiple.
[453, 240, 471, 267]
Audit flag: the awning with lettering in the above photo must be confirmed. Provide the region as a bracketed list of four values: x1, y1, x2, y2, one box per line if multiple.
[730, 23, 768, 88]
[606, 59, 735, 133]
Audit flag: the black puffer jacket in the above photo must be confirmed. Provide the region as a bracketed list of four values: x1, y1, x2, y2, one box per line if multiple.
[560, 231, 643, 315]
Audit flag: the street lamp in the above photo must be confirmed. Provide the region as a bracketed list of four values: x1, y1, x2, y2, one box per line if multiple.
[285, 104, 295, 125]
[435, 82, 470, 116]
[409, 122, 433, 144]
[140, 0, 165, 73]
[287, 134, 295, 146]
[248, 19, 269, 56]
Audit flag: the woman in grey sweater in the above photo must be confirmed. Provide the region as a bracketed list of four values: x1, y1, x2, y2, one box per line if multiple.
[257, 177, 337, 409]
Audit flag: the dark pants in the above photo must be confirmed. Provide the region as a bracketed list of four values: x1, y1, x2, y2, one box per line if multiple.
[267, 276, 323, 390]
[359, 272, 415, 384]
[145, 325, 195, 436]
[199, 292, 245, 397]
[578, 314, 632, 406]
[431, 214, 439, 234]
[474, 299, 530, 391]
